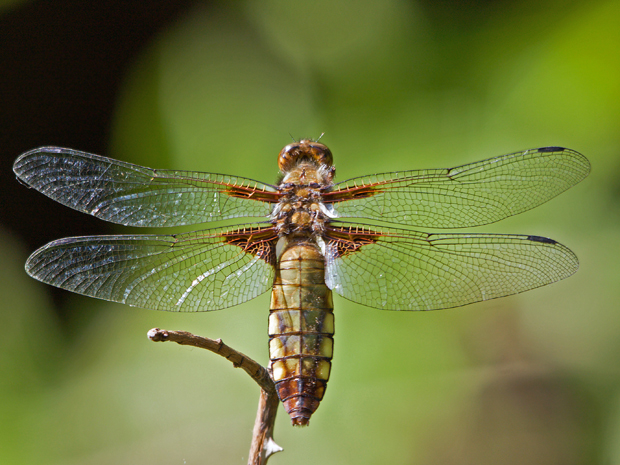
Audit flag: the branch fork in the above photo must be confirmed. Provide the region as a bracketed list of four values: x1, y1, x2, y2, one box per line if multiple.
[147, 328, 282, 465]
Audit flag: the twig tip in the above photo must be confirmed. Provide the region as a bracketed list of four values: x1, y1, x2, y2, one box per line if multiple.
[148, 328, 169, 342]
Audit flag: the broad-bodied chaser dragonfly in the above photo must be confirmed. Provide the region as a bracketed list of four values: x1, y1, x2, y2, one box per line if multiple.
[14, 140, 590, 425]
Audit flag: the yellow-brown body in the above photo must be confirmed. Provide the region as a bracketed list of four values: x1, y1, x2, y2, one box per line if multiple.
[269, 140, 336, 426]
[269, 240, 334, 426]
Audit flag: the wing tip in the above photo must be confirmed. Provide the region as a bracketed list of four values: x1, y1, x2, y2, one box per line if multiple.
[536, 146, 591, 181]
[13, 146, 69, 177]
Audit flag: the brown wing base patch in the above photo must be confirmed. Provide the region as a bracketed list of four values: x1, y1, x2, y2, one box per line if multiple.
[222, 226, 278, 265]
[326, 225, 381, 258]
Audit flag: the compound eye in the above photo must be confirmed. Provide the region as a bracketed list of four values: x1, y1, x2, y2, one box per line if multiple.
[308, 142, 333, 167]
[278, 143, 298, 172]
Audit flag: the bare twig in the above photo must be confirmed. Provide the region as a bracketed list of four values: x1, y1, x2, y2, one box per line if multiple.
[147, 328, 282, 464]
[248, 384, 282, 464]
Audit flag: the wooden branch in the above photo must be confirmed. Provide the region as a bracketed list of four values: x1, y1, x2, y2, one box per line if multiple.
[147, 328, 282, 464]
[248, 383, 282, 464]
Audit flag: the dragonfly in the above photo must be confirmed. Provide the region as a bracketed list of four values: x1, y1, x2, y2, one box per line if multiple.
[13, 140, 590, 425]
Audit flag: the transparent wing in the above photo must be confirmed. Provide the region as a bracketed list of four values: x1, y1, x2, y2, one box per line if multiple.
[25, 224, 278, 311]
[13, 147, 279, 227]
[324, 224, 578, 311]
[325, 147, 590, 228]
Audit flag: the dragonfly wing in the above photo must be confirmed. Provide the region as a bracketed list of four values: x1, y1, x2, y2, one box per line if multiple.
[13, 147, 279, 227]
[324, 223, 578, 311]
[25, 224, 278, 311]
[326, 147, 590, 228]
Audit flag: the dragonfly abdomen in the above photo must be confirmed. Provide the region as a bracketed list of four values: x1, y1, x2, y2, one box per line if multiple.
[269, 240, 334, 426]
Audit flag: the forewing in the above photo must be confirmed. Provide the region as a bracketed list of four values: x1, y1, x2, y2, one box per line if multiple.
[25, 224, 278, 311]
[13, 147, 279, 227]
[325, 147, 590, 228]
[324, 224, 578, 311]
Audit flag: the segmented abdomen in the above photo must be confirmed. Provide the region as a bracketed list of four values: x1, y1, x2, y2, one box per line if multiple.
[269, 240, 334, 426]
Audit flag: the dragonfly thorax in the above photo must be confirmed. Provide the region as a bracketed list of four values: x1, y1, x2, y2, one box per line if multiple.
[273, 187, 330, 237]
[273, 175, 332, 237]
[274, 146, 335, 238]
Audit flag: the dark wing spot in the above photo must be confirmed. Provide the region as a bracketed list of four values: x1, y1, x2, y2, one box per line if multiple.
[527, 235, 557, 244]
[537, 146, 565, 153]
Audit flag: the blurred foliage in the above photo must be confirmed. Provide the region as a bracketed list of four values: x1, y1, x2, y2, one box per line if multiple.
[2, 0, 620, 464]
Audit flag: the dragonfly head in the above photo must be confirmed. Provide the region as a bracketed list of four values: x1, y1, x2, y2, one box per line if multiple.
[278, 140, 334, 174]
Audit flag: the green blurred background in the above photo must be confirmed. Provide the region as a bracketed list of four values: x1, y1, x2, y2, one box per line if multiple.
[1, 0, 619, 463]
